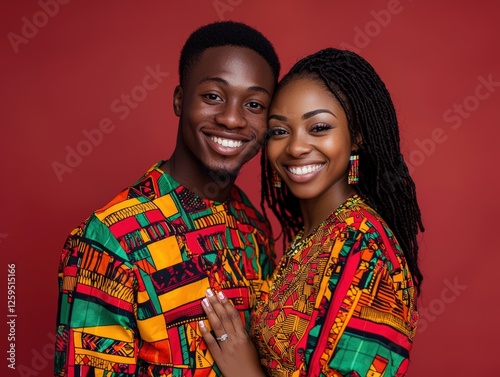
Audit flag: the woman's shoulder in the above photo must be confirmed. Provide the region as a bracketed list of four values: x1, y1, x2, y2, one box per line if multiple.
[342, 197, 394, 236]
[329, 196, 386, 232]
[328, 196, 403, 259]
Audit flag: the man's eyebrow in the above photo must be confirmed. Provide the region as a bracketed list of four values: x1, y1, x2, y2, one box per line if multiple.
[268, 114, 287, 121]
[248, 86, 271, 97]
[200, 77, 271, 97]
[200, 77, 228, 86]
[302, 109, 336, 119]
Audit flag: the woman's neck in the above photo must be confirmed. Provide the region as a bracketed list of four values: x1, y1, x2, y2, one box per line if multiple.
[299, 184, 357, 236]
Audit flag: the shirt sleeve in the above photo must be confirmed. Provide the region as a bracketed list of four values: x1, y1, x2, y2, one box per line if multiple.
[54, 215, 139, 376]
[308, 223, 418, 377]
[260, 225, 276, 280]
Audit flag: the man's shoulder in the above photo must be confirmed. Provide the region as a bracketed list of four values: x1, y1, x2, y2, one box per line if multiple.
[94, 161, 170, 215]
[71, 161, 171, 230]
[230, 185, 271, 233]
[67, 162, 170, 250]
[230, 185, 260, 214]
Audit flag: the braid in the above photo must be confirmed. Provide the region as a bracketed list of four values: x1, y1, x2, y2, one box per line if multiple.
[260, 146, 302, 250]
[260, 48, 425, 294]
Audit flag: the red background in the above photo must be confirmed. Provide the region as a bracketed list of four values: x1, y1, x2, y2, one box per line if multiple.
[1, 1, 499, 376]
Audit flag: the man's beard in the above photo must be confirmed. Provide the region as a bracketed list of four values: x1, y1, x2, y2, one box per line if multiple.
[199, 162, 239, 182]
[198, 161, 239, 200]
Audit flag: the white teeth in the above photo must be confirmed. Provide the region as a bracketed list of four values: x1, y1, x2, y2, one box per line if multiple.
[210, 136, 243, 148]
[288, 164, 323, 175]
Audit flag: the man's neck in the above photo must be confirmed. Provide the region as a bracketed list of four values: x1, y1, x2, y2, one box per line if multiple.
[160, 152, 236, 202]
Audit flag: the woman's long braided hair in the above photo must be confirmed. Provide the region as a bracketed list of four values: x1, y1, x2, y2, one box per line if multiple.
[260, 48, 425, 294]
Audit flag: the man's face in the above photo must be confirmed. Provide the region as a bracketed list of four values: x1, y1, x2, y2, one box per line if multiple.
[174, 46, 275, 177]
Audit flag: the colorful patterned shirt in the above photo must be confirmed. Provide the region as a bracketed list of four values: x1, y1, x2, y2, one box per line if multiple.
[55, 161, 275, 377]
[251, 195, 418, 377]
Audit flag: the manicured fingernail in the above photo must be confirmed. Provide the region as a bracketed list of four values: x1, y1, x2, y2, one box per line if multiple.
[217, 291, 225, 299]
[206, 288, 214, 297]
[199, 320, 205, 328]
[202, 298, 210, 307]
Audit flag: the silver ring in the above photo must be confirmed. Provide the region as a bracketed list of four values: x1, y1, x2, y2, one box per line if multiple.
[216, 333, 229, 342]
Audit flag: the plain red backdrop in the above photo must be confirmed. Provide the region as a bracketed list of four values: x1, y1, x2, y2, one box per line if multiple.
[1, 1, 499, 376]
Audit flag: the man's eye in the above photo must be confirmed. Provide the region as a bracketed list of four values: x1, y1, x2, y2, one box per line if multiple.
[205, 93, 221, 101]
[247, 101, 264, 109]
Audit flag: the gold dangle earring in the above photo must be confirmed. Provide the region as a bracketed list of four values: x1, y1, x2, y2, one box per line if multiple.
[348, 152, 359, 185]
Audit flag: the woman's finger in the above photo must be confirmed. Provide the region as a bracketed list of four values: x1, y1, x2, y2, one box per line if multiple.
[203, 290, 254, 348]
[200, 290, 266, 377]
[202, 289, 234, 341]
[198, 320, 222, 358]
[215, 291, 248, 337]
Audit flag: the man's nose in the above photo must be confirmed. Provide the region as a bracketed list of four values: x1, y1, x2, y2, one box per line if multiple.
[214, 102, 247, 129]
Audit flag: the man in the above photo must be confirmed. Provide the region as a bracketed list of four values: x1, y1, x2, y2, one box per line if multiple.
[55, 21, 279, 376]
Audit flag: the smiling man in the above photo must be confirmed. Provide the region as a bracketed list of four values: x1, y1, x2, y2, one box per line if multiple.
[55, 21, 279, 377]
[165, 43, 275, 200]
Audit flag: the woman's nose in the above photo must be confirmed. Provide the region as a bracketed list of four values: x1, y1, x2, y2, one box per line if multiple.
[286, 133, 311, 157]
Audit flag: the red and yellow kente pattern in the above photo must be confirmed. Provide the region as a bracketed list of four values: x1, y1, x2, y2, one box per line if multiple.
[251, 195, 418, 377]
[55, 161, 275, 377]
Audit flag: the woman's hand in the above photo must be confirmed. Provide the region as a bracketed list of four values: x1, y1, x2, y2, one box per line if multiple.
[199, 289, 266, 377]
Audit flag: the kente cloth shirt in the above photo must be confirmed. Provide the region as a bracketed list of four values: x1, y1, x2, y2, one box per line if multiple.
[55, 161, 275, 377]
[251, 195, 418, 377]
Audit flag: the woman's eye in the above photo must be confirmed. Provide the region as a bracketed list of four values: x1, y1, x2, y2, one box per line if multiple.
[312, 123, 332, 132]
[270, 128, 287, 136]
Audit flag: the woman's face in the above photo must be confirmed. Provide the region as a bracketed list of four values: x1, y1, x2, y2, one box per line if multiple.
[267, 76, 354, 201]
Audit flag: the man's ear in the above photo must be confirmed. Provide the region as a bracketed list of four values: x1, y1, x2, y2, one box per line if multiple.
[173, 85, 183, 116]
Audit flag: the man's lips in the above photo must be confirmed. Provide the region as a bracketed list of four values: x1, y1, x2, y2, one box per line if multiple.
[203, 131, 251, 156]
[209, 136, 244, 148]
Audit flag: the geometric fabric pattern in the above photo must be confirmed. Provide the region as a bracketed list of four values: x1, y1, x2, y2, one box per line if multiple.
[55, 161, 275, 376]
[251, 195, 418, 377]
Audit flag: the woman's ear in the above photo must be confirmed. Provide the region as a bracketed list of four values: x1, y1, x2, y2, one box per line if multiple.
[352, 132, 363, 151]
[173, 86, 183, 116]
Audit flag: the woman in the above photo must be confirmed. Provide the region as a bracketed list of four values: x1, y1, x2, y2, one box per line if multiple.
[198, 48, 424, 377]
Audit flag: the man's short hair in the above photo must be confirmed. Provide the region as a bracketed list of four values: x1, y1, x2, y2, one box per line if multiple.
[179, 21, 280, 86]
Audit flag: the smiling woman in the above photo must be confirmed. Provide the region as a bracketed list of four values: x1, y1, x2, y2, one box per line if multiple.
[267, 77, 355, 216]
[199, 47, 424, 377]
